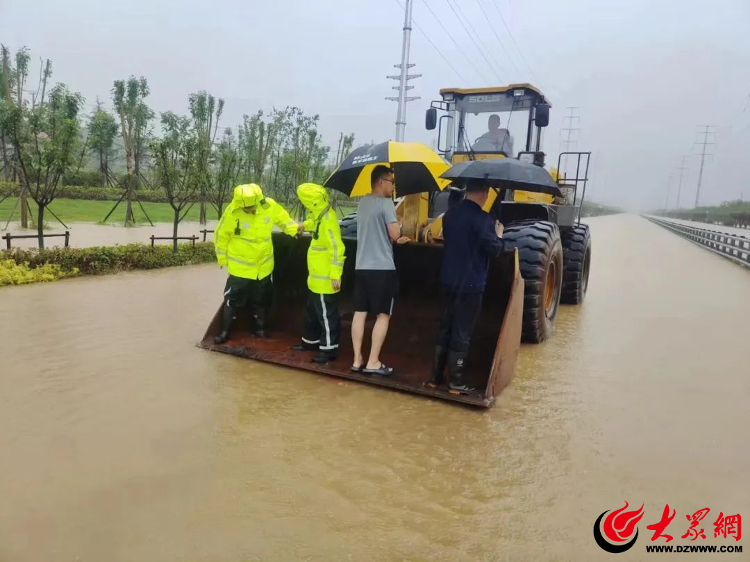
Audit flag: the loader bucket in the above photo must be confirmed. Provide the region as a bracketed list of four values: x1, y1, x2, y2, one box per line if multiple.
[198, 233, 523, 408]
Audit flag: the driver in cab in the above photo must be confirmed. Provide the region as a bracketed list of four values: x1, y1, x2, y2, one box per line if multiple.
[473, 114, 514, 156]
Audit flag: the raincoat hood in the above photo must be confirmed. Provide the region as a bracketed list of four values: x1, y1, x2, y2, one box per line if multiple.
[232, 184, 265, 209]
[296, 183, 329, 214]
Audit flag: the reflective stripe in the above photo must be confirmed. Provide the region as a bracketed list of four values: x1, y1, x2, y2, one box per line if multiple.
[301, 337, 320, 344]
[320, 294, 331, 349]
[228, 256, 256, 267]
[331, 261, 344, 267]
[216, 215, 226, 233]
[310, 246, 327, 252]
[329, 229, 339, 264]
[260, 255, 274, 265]
[216, 249, 227, 255]
[389, 298, 394, 315]
[319, 344, 338, 351]
[237, 236, 271, 246]
[310, 274, 329, 280]
[283, 221, 295, 228]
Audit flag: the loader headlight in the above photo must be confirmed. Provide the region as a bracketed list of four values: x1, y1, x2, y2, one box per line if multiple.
[519, 153, 535, 164]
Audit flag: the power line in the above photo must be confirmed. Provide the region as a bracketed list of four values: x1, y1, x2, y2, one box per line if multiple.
[694, 125, 715, 207]
[448, 0, 507, 81]
[419, 0, 486, 82]
[488, 0, 538, 82]
[474, 0, 522, 77]
[444, 0, 505, 83]
[395, 0, 466, 82]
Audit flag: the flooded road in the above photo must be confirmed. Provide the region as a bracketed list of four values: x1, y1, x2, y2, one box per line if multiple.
[1, 214, 748, 561]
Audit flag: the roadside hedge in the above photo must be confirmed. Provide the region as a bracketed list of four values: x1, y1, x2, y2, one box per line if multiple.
[2, 242, 216, 280]
[0, 259, 80, 286]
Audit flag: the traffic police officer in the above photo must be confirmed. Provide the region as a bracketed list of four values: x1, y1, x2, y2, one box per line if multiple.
[214, 184, 301, 343]
[291, 183, 346, 363]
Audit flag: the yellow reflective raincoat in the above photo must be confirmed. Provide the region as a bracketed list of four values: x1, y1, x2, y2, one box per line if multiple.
[215, 184, 299, 280]
[297, 183, 345, 294]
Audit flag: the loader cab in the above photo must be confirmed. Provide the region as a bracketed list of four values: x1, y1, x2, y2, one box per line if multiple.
[426, 83, 550, 165]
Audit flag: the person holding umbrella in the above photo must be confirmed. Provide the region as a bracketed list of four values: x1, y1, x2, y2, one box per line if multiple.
[428, 178, 506, 393]
[323, 141, 451, 375]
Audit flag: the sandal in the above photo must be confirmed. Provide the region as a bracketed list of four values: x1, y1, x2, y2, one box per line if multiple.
[350, 365, 363, 373]
[362, 363, 394, 376]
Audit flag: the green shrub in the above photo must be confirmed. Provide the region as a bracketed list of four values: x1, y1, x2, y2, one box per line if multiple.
[63, 169, 106, 187]
[3, 242, 216, 278]
[0, 259, 79, 286]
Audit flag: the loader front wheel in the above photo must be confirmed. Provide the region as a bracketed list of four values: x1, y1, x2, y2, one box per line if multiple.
[503, 220, 563, 343]
[561, 224, 592, 304]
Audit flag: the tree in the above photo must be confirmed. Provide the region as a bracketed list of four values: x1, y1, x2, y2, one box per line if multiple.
[0, 45, 12, 181]
[237, 110, 275, 184]
[152, 111, 198, 253]
[87, 101, 118, 185]
[112, 76, 150, 224]
[0, 83, 85, 247]
[188, 90, 224, 223]
[207, 128, 240, 220]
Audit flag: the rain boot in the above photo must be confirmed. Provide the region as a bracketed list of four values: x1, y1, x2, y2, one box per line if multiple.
[214, 305, 236, 344]
[448, 351, 475, 394]
[312, 350, 337, 364]
[427, 346, 448, 388]
[292, 341, 319, 352]
[253, 307, 268, 338]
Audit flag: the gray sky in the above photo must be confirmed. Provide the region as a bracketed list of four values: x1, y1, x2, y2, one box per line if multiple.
[3, 0, 750, 210]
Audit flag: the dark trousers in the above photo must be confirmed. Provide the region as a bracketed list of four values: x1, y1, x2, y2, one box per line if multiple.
[224, 274, 272, 310]
[302, 291, 341, 353]
[436, 288, 484, 353]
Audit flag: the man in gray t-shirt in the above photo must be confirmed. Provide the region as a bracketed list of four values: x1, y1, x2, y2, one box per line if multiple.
[350, 165, 408, 376]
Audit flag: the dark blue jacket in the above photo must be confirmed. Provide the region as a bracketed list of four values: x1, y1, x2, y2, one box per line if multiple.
[440, 199, 506, 292]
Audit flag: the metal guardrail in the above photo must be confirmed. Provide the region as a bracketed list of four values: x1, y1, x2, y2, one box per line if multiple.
[646, 216, 750, 266]
[3, 231, 70, 250]
[200, 229, 214, 242]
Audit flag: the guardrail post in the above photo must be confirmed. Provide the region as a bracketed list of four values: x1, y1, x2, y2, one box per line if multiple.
[64, 231, 70, 248]
[3, 233, 10, 250]
[150, 235, 155, 248]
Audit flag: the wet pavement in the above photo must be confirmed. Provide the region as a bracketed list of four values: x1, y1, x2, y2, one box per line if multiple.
[1, 214, 748, 561]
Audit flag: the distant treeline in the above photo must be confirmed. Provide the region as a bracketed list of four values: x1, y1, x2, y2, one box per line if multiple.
[658, 200, 750, 229]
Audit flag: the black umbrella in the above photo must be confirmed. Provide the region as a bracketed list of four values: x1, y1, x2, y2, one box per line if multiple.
[440, 159, 562, 197]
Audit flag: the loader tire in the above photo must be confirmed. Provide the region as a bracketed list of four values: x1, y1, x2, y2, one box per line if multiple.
[561, 224, 592, 305]
[503, 220, 563, 343]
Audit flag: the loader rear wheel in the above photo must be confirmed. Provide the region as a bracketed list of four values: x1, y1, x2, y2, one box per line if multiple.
[561, 225, 592, 304]
[503, 220, 563, 343]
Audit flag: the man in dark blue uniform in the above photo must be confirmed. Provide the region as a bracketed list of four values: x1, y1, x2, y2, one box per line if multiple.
[429, 180, 506, 393]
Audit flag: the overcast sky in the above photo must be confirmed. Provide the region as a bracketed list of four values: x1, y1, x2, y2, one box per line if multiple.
[2, 0, 749, 210]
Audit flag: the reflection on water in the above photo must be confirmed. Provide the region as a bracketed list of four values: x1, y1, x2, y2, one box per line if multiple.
[1, 215, 748, 561]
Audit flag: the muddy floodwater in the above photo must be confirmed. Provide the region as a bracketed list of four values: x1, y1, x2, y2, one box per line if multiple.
[1, 214, 748, 561]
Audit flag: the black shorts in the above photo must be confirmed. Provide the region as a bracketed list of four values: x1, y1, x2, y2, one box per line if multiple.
[353, 270, 399, 316]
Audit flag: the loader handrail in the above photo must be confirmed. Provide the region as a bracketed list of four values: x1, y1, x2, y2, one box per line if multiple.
[645, 216, 750, 267]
